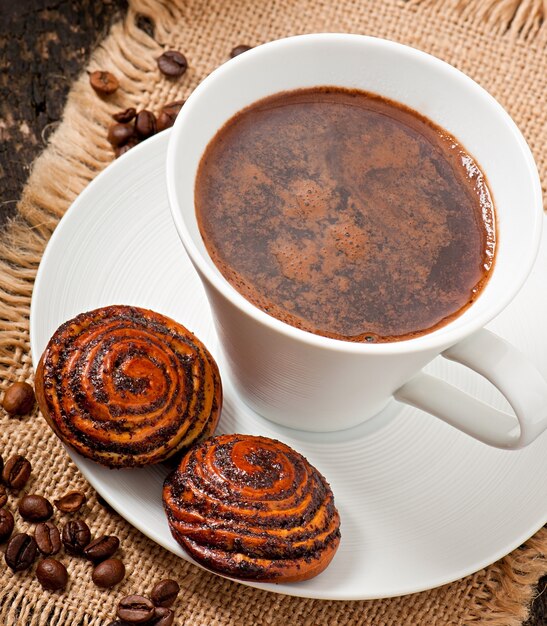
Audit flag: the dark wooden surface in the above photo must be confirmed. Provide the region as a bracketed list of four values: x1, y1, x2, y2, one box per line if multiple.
[0, 1, 544, 623]
[0, 0, 127, 230]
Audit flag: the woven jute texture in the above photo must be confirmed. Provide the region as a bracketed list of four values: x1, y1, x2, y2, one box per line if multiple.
[1, 0, 546, 624]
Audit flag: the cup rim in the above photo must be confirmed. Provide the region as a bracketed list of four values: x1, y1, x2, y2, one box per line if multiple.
[166, 33, 544, 355]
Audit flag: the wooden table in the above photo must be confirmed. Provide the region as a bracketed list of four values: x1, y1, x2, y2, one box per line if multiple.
[0, 0, 126, 229]
[0, 1, 544, 623]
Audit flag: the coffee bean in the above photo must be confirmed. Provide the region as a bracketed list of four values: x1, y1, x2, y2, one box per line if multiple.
[113, 107, 137, 123]
[90, 70, 119, 95]
[19, 494, 53, 522]
[5, 532, 37, 571]
[36, 558, 68, 591]
[0, 508, 14, 543]
[2, 454, 31, 490]
[157, 50, 188, 77]
[151, 578, 180, 608]
[135, 110, 157, 139]
[83, 535, 119, 562]
[156, 100, 185, 132]
[115, 139, 139, 158]
[62, 519, 91, 555]
[92, 557, 125, 588]
[35, 521, 62, 555]
[135, 13, 155, 37]
[96, 492, 117, 513]
[117, 595, 155, 623]
[230, 44, 252, 58]
[0, 484, 7, 508]
[54, 490, 86, 513]
[0, 454, 3, 476]
[107, 123, 135, 147]
[2, 382, 35, 415]
[150, 607, 174, 626]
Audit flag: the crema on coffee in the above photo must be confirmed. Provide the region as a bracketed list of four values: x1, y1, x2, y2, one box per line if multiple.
[195, 87, 496, 342]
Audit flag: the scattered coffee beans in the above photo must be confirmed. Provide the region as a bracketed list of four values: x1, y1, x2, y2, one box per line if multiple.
[0, 484, 7, 508]
[2, 454, 31, 490]
[18, 494, 53, 522]
[117, 594, 155, 623]
[35, 521, 62, 555]
[150, 607, 175, 626]
[104, 578, 181, 624]
[230, 44, 252, 58]
[5, 532, 37, 571]
[113, 107, 137, 123]
[2, 382, 35, 415]
[135, 110, 157, 139]
[62, 519, 91, 555]
[107, 123, 135, 148]
[151, 578, 180, 608]
[83, 535, 119, 562]
[36, 558, 68, 591]
[90, 70, 119, 95]
[54, 490, 86, 513]
[0, 508, 14, 543]
[157, 50, 188, 77]
[157, 100, 184, 132]
[92, 557, 126, 588]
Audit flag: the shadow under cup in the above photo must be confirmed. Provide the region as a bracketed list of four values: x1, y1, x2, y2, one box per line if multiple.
[166, 34, 543, 433]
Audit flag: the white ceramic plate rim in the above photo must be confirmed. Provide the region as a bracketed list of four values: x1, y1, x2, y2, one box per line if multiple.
[30, 131, 547, 600]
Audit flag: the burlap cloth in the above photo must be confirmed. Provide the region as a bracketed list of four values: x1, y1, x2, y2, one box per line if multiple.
[1, 0, 546, 624]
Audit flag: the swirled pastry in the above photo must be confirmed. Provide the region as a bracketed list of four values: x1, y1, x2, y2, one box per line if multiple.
[35, 305, 222, 468]
[163, 434, 341, 583]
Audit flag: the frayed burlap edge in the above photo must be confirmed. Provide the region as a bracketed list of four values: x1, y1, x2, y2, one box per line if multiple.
[410, 0, 547, 44]
[0, 1, 546, 624]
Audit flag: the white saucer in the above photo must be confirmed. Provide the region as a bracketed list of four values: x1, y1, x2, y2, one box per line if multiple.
[30, 131, 547, 600]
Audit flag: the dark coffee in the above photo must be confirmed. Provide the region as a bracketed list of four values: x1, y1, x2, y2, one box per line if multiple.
[195, 88, 496, 342]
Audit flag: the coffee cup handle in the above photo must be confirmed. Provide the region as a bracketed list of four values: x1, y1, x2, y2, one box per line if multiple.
[394, 328, 547, 449]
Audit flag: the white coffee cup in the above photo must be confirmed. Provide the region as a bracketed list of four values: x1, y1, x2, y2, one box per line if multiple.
[167, 34, 547, 448]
